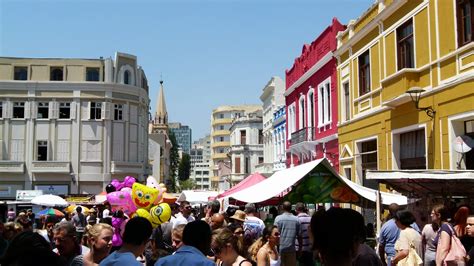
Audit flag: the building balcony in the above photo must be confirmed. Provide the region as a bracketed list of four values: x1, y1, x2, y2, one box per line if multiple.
[212, 153, 228, 160]
[211, 141, 230, 148]
[231, 144, 263, 152]
[0, 161, 25, 173]
[111, 161, 144, 174]
[212, 130, 230, 137]
[290, 127, 315, 145]
[211, 118, 233, 126]
[288, 127, 318, 160]
[31, 161, 70, 173]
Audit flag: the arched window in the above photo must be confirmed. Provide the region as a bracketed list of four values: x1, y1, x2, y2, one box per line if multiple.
[308, 92, 314, 127]
[50, 67, 63, 81]
[124, 70, 130, 85]
[299, 97, 306, 129]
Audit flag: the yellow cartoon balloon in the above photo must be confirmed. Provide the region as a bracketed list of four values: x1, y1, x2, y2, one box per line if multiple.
[150, 203, 171, 225]
[132, 183, 158, 210]
[134, 203, 171, 228]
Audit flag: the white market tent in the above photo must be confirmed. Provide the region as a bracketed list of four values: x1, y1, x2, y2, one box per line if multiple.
[229, 158, 407, 206]
[366, 170, 474, 198]
[177, 190, 219, 204]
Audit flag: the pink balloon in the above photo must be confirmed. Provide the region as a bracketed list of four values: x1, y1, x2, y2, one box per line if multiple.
[111, 217, 125, 247]
[107, 191, 137, 215]
[110, 176, 136, 191]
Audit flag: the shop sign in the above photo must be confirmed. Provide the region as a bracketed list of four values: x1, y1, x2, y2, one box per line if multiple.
[35, 185, 69, 195]
[16, 190, 43, 201]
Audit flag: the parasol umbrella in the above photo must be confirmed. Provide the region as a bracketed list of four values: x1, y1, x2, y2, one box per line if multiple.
[38, 208, 65, 217]
[31, 194, 68, 207]
[64, 205, 90, 214]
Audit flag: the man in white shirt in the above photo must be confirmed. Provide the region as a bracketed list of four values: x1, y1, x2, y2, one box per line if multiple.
[172, 201, 195, 229]
[102, 204, 111, 219]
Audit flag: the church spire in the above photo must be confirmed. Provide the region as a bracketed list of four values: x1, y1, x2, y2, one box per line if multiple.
[155, 79, 168, 125]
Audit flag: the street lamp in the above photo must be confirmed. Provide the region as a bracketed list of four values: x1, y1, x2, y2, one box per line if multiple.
[406, 87, 436, 118]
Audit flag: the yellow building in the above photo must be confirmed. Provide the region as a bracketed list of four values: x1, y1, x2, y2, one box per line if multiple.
[210, 105, 261, 190]
[335, 0, 474, 191]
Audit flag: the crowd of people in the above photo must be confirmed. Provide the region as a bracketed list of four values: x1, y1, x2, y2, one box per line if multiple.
[0, 200, 473, 266]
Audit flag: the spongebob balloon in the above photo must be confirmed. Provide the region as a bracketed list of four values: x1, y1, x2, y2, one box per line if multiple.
[146, 176, 167, 204]
[132, 183, 158, 210]
[135, 203, 171, 228]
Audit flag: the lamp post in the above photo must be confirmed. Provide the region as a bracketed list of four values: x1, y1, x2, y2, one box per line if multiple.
[406, 87, 436, 118]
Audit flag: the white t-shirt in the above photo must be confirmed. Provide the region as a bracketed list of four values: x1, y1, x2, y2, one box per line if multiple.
[172, 213, 195, 229]
[103, 209, 110, 218]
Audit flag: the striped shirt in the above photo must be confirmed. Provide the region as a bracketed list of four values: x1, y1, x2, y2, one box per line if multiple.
[295, 212, 312, 252]
[274, 212, 300, 253]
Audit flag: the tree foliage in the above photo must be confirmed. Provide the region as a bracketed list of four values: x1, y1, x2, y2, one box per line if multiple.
[178, 153, 191, 181]
[168, 131, 179, 193]
[178, 178, 196, 192]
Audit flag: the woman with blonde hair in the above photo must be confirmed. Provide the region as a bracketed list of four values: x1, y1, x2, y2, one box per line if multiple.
[212, 228, 252, 266]
[71, 223, 113, 266]
[248, 225, 280, 266]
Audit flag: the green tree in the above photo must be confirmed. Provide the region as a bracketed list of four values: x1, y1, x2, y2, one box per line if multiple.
[178, 153, 191, 181]
[168, 131, 179, 193]
[178, 178, 196, 192]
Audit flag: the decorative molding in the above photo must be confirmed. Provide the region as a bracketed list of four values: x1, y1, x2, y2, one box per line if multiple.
[285, 52, 333, 96]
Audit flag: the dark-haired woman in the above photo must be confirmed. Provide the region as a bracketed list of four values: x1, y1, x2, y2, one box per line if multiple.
[248, 225, 280, 266]
[391, 210, 422, 265]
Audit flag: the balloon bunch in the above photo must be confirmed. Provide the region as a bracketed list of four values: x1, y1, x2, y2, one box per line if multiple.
[105, 176, 172, 246]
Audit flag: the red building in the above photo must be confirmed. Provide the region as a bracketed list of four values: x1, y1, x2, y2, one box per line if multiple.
[285, 18, 345, 169]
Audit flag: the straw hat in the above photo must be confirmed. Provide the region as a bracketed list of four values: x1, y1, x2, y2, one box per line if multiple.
[230, 210, 246, 222]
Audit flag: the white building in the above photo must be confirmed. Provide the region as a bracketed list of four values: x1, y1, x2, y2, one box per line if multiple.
[258, 76, 285, 174]
[0, 52, 149, 198]
[224, 109, 263, 191]
[190, 135, 211, 189]
[273, 106, 286, 171]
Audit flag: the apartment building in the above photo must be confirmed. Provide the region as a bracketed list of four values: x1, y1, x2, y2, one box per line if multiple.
[0, 52, 149, 198]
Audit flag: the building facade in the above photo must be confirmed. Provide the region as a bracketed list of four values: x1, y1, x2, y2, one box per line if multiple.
[335, 0, 474, 188]
[0, 52, 149, 198]
[190, 134, 211, 189]
[210, 105, 261, 189]
[273, 106, 287, 171]
[258, 76, 285, 175]
[226, 110, 264, 191]
[149, 80, 172, 185]
[169, 122, 192, 154]
[285, 18, 345, 170]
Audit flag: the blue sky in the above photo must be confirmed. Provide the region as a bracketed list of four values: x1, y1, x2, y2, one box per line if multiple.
[0, 0, 373, 140]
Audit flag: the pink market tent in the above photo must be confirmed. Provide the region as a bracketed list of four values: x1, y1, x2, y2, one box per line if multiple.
[217, 173, 267, 199]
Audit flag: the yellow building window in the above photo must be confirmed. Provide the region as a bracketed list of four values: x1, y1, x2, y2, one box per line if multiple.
[358, 50, 370, 96]
[397, 19, 414, 70]
[457, 0, 474, 47]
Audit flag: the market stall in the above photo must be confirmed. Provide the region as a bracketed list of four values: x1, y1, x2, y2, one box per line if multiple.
[227, 158, 407, 206]
[177, 190, 219, 205]
[217, 172, 266, 199]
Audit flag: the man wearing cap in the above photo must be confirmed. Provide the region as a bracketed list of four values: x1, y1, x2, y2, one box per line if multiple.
[243, 203, 265, 247]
